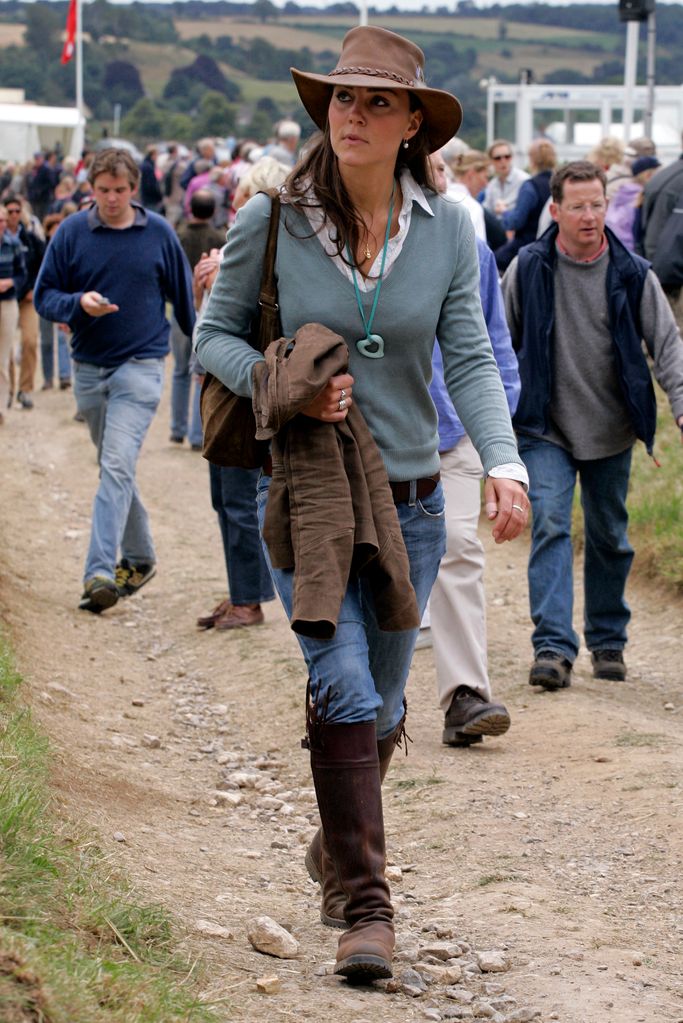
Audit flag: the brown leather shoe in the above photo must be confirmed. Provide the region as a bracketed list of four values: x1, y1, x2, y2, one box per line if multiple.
[196, 598, 233, 630]
[214, 603, 264, 630]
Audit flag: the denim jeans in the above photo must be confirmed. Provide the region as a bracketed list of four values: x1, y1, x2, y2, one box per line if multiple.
[518, 436, 634, 662]
[209, 463, 275, 606]
[256, 474, 446, 739]
[39, 317, 71, 384]
[170, 319, 203, 447]
[74, 357, 164, 583]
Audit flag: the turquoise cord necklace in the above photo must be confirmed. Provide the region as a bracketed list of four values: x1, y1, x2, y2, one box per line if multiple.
[345, 182, 395, 360]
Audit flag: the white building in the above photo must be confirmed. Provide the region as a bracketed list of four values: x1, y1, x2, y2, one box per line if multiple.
[0, 89, 85, 162]
[486, 82, 683, 165]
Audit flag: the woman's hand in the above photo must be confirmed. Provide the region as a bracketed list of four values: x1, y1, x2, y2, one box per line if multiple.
[300, 373, 354, 422]
[483, 477, 529, 544]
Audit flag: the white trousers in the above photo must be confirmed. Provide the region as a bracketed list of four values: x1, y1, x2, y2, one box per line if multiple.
[430, 436, 490, 710]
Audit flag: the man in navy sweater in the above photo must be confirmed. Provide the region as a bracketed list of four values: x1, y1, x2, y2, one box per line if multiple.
[35, 148, 195, 614]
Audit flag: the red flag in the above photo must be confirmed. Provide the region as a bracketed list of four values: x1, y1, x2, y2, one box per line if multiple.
[61, 0, 76, 64]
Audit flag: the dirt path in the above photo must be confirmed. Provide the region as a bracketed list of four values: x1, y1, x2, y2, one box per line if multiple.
[1, 379, 682, 1023]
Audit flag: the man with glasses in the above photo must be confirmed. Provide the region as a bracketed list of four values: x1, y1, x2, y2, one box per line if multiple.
[502, 161, 683, 692]
[483, 139, 529, 221]
[4, 195, 45, 410]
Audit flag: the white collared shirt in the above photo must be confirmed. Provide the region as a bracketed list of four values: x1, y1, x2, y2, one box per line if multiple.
[303, 168, 431, 292]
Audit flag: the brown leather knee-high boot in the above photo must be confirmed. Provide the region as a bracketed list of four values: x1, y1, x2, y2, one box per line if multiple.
[309, 720, 394, 980]
[305, 711, 407, 928]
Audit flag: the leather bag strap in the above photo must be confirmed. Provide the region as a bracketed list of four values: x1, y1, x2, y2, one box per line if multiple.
[255, 191, 281, 353]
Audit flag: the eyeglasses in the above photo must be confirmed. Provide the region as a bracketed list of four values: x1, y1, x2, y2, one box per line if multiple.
[492, 153, 512, 161]
[563, 201, 607, 215]
[6, 208, 20, 215]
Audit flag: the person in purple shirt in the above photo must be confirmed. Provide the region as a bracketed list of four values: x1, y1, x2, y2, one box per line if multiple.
[424, 152, 522, 746]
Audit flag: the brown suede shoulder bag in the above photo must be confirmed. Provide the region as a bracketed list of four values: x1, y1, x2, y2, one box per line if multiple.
[199, 193, 281, 468]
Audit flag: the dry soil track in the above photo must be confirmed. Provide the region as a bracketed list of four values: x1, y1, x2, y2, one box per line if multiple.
[1, 380, 682, 1023]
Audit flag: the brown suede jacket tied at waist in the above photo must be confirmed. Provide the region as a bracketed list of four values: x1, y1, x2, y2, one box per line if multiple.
[252, 322, 420, 641]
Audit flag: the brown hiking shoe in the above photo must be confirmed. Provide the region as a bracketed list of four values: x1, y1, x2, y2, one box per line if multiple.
[442, 685, 511, 747]
[591, 649, 627, 681]
[529, 650, 572, 690]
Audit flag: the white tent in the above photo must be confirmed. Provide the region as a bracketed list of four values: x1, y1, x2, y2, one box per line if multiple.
[0, 102, 85, 163]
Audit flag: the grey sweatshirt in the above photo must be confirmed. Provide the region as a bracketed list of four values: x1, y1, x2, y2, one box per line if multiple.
[503, 244, 683, 460]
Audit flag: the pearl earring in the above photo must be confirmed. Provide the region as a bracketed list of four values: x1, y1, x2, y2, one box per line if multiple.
[402, 139, 409, 149]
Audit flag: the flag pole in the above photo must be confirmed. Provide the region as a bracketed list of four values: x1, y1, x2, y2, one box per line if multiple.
[75, 0, 83, 119]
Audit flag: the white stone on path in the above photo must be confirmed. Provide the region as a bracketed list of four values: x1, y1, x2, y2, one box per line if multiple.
[476, 950, 510, 973]
[247, 916, 299, 959]
[194, 918, 234, 940]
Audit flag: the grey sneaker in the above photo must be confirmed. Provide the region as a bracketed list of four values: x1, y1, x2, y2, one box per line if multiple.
[17, 391, 34, 409]
[529, 650, 572, 690]
[443, 685, 511, 747]
[79, 576, 119, 614]
[591, 649, 627, 681]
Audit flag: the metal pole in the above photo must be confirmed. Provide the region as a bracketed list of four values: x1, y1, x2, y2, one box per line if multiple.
[359, 0, 368, 27]
[75, 0, 83, 119]
[622, 19, 639, 141]
[644, 9, 656, 138]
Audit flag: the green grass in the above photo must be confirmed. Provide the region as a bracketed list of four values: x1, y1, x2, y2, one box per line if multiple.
[0, 640, 219, 1023]
[627, 385, 683, 591]
[615, 731, 666, 748]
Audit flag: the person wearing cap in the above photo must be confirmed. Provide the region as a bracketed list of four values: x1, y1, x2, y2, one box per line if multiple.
[502, 160, 683, 694]
[605, 155, 661, 253]
[605, 136, 656, 200]
[196, 25, 528, 984]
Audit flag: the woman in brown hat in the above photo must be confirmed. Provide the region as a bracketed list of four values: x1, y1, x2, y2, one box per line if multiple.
[196, 25, 528, 983]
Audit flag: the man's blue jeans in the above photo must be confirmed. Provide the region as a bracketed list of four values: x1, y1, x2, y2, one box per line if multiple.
[74, 358, 164, 584]
[39, 317, 71, 385]
[209, 463, 275, 606]
[170, 319, 203, 447]
[518, 436, 634, 662]
[256, 475, 446, 739]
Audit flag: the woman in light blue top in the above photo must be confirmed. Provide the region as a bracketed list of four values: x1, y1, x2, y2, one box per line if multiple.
[196, 25, 528, 983]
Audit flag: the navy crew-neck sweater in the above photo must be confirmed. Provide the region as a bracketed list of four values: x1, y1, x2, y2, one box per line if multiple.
[34, 203, 195, 367]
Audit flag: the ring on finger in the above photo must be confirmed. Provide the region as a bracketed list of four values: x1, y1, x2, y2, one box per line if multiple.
[512, 503, 524, 512]
[340, 388, 347, 401]
[338, 398, 347, 411]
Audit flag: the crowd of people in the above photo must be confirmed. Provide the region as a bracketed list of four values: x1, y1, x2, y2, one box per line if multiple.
[3, 24, 683, 983]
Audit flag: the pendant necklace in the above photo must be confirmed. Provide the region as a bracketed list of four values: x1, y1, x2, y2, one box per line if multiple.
[346, 182, 395, 360]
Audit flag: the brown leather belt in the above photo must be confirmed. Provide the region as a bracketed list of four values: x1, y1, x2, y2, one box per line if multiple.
[389, 473, 440, 504]
[262, 456, 440, 506]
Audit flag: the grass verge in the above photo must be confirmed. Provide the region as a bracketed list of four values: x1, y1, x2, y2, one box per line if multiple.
[628, 385, 683, 592]
[0, 638, 219, 1023]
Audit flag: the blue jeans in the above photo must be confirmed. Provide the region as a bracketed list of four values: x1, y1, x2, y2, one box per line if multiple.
[170, 320, 203, 446]
[256, 475, 446, 739]
[518, 436, 634, 662]
[39, 317, 71, 384]
[209, 463, 275, 606]
[74, 358, 164, 583]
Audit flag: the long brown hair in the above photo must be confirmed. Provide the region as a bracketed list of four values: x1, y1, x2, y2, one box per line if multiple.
[282, 98, 435, 268]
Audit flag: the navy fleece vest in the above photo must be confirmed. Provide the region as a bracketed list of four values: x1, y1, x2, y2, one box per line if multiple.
[513, 224, 656, 452]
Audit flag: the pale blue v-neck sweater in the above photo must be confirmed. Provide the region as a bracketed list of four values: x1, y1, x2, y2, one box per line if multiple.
[196, 190, 521, 482]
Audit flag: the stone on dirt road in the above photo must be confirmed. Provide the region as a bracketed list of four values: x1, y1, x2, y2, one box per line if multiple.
[256, 974, 281, 994]
[194, 918, 234, 940]
[476, 950, 510, 973]
[247, 916, 299, 958]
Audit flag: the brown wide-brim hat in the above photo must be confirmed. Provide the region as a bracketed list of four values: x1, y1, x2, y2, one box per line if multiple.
[290, 26, 462, 155]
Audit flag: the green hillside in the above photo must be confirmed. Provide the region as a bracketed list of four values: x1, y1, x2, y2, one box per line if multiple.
[0, 1, 681, 147]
